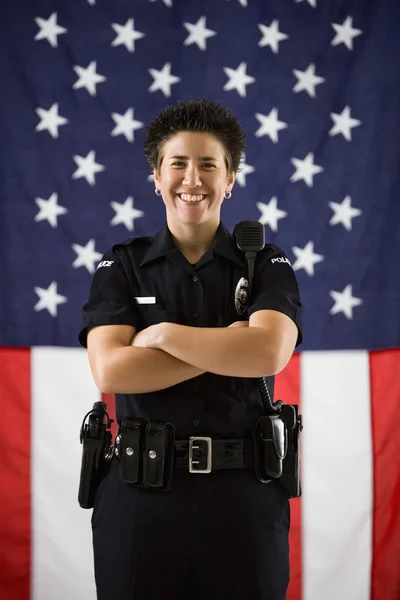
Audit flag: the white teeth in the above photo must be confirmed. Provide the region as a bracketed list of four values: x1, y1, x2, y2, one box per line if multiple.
[179, 194, 205, 203]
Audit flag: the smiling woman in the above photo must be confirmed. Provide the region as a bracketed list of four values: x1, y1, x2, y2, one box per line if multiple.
[144, 99, 246, 258]
[153, 130, 236, 256]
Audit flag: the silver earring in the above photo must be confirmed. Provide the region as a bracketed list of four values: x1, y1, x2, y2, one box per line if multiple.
[155, 188, 162, 196]
[224, 191, 232, 199]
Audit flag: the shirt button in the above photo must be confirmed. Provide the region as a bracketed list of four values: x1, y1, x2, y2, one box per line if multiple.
[193, 384, 199, 392]
[192, 312, 199, 318]
[193, 419, 200, 426]
[193, 276, 199, 282]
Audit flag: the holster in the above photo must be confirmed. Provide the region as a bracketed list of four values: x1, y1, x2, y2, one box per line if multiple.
[279, 404, 302, 498]
[78, 402, 114, 509]
[118, 417, 175, 492]
[253, 414, 287, 483]
[253, 404, 302, 498]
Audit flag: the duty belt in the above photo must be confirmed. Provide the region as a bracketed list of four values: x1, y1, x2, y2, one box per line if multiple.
[115, 433, 255, 473]
[79, 405, 301, 505]
[112, 418, 264, 492]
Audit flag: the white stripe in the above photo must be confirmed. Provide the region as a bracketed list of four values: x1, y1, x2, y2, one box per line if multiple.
[301, 351, 373, 600]
[31, 348, 100, 599]
[135, 296, 156, 304]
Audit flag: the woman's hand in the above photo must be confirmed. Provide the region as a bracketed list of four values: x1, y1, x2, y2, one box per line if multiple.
[131, 323, 165, 349]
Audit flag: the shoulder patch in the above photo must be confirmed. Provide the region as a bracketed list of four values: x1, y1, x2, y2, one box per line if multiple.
[261, 244, 292, 266]
[96, 260, 114, 270]
[270, 256, 292, 266]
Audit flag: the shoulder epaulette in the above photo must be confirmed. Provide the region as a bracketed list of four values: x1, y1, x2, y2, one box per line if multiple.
[113, 235, 153, 251]
[260, 243, 287, 259]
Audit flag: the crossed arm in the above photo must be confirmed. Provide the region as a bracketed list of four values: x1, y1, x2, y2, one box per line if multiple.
[88, 311, 298, 395]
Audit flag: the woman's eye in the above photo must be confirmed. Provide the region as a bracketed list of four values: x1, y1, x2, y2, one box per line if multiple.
[170, 161, 216, 168]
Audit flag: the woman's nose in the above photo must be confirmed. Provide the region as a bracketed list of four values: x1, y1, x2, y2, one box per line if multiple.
[182, 167, 202, 187]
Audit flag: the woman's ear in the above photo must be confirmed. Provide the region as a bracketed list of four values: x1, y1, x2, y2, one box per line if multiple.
[228, 171, 237, 190]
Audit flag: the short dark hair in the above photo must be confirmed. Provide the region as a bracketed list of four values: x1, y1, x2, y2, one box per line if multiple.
[143, 99, 247, 174]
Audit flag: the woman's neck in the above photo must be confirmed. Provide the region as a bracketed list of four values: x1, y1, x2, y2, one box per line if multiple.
[167, 218, 219, 259]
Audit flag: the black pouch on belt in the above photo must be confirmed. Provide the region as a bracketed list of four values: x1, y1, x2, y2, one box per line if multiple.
[142, 420, 175, 491]
[119, 417, 147, 485]
[119, 418, 176, 491]
[253, 415, 287, 483]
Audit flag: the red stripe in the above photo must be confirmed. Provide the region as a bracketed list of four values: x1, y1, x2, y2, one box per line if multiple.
[275, 354, 302, 600]
[370, 349, 400, 600]
[0, 348, 31, 600]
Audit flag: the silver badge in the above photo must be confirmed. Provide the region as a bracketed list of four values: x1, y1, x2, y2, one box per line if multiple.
[234, 277, 249, 316]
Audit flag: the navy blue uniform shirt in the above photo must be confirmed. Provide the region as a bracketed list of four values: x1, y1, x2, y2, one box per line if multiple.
[78, 221, 303, 439]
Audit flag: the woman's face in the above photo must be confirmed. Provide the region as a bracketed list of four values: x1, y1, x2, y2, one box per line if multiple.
[154, 131, 236, 227]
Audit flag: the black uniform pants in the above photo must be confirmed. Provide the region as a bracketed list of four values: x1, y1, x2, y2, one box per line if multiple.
[91, 457, 290, 599]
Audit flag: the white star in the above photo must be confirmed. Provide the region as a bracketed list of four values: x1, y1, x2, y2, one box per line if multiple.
[111, 108, 144, 142]
[293, 63, 325, 98]
[34, 281, 67, 318]
[292, 241, 324, 276]
[223, 62, 255, 98]
[34, 192, 68, 228]
[235, 154, 255, 187]
[183, 16, 217, 51]
[73, 61, 106, 96]
[255, 108, 288, 143]
[72, 151, 105, 186]
[258, 21, 288, 54]
[329, 196, 362, 231]
[149, 63, 181, 97]
[35, 103, 68, 138]
[111, 19, 145, 53]
[290, 153, 323, 187]
[257, 197, 287, 232]
[329, 285, 363, 319]
[87, 0, 96, 4]
[331, 16, 362, 50]
[149, 0, 173, 7]
[294, 0, 317, 8]
[110, 196, 145, 231]
[329, 106, 361, 141]
[72, 239, 103, 274]
[34, 12, 67, 48]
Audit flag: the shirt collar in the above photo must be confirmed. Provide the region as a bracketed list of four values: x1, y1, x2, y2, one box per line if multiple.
[139, 221, 245, 268]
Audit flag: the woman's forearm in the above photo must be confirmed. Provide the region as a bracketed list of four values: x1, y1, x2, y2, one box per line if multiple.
[101, 345, 206, 394]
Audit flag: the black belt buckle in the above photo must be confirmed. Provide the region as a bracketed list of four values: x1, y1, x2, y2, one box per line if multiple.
[142, 420, 175, 491]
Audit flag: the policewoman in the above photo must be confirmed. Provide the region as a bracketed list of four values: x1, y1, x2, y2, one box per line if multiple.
[78, 99, 303, 600]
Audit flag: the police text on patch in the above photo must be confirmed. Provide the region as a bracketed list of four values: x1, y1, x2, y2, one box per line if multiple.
[97, 260, 114, 270]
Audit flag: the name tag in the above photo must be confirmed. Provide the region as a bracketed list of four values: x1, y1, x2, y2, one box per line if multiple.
[134, 297, 156, 305]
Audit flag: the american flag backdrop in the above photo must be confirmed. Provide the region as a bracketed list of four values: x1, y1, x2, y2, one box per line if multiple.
[0, 0, 399, 599]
